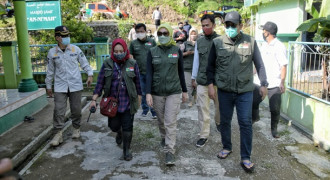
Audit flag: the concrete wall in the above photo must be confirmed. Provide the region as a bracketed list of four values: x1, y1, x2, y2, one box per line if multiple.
[254, 0, 305, 41]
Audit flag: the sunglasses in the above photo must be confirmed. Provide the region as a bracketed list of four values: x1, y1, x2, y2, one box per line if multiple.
[157, 31, 169, 36]
[225, 22, 237, 28]
[61, 34, 70, 38]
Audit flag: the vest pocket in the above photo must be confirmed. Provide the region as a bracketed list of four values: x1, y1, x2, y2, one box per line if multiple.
[237, 75, 250, 88]
[216, 73, 228, 87]
[237, 49, 251, 64]
[198, 46, 208, 56]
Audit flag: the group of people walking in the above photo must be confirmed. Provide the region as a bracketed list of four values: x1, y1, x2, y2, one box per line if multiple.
[46, 10, 287, 173]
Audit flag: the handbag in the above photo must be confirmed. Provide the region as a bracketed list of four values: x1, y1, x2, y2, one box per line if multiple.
[100, 64, 123, 117]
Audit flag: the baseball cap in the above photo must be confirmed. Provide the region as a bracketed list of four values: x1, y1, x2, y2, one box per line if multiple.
[260, 21, 278, 35]
[224, 11, 241, 25]
[54, 26, 70, 36]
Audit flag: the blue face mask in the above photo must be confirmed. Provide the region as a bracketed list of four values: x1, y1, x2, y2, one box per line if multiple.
[114, 52, 127, 61]
[158, 35, 171, 45]
[61, 37, 70, 45]
[225, 27, 238, 38]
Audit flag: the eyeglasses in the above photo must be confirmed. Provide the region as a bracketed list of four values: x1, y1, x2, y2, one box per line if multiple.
[225, 22, 237, 29]
[157, 31, 169, 36]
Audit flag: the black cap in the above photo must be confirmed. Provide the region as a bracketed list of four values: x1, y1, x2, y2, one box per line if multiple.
[224, 11, 241, 24]
[54, 26, 70, 36]
[260, 21, 278, 35]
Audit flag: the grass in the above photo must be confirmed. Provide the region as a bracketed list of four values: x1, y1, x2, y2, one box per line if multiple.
[0, 17, 15, 28]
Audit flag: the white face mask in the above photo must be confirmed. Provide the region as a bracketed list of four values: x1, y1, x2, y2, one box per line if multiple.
[136, 33, 146, 40]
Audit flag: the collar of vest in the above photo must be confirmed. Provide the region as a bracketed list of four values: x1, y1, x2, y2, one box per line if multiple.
[223, 32, 243, 45]
[204, 32, 218, 40]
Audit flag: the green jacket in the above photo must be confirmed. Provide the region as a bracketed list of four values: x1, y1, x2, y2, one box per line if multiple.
[196, 32, 219, 85]
[213, 33, 255, 93]
[129, 38, 156, 75]
[183, 41, 195, 72]
[103, 58, 139, 114]
[150, 45, 182, 96]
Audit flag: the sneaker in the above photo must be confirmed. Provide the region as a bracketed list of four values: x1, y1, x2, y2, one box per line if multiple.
[196, 138, 208, 147]
[151, 111, 157, 119]
[141, 112, 148, 117]
[72, 128, 81, 139]
[50, 131, 63, 146]
[165, 152, 175, 166]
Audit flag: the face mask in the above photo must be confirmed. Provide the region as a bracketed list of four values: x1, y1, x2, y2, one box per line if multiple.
[114, 52, 127, 61]
[225, 27, 238, 38]
[61, 37, 70, 45]
[190, 35, 197, 41]
[158, 35, 171, 45]
[262, 33, 269, 41]
[136, 33, 146, 40]
[179, 27, 183, 30]
[202, 27, 213, 36]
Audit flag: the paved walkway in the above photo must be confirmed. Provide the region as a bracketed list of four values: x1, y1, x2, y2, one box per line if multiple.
[1, 99, 329, 179]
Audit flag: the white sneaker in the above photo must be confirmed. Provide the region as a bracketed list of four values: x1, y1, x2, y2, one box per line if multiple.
[50, 131, 63, 146]
[72, 128, 80, 139]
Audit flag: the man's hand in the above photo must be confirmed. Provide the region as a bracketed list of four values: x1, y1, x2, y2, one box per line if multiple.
[46, 89, 53, 97]
[146, 94, 153, 107]
[129, 54, 134, 59]
[86, 76, 93, 87]
[259, 86, 268, 100]
[279, 82, 285, 94]
[208, 84, 216, 100]
[189, 51, 194, 55]
[191, 79, 197, 89]
[90, 100, 97, 110]
[182, 92, 188, 103]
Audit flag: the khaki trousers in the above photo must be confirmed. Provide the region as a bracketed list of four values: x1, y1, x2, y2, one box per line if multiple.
[184, 71, 193, 102]
[53, 91, 82, 132]
[152, 94, 181, 154]
[196, 85, 220, 138]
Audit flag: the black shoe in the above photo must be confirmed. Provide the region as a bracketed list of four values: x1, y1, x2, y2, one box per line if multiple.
[165, 152, 175, 166]
[196, 138, 208, 147]
[122, 131, 133, 161]
[141, 111, 148, 117]
[116, 130, 122, 145]
[160, 138, 165, 148]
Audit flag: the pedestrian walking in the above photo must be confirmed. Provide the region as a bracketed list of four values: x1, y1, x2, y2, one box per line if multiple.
[173, 22, 188, 45]
[128, 23, 137, 41]
[252, 21, 287, 138]
[129, 23, 157, 118]
[181, 28, 198, 107]
[90, 38, 142, 161]
[147, 29, 155, 39]
[146, 24, 188, 166]
[152, 7, 162, 29]
[191, 14, 220, 148]
[46, 26, 93, 147]
[183, 20, 192, 38]
[207, 11, 268, 173]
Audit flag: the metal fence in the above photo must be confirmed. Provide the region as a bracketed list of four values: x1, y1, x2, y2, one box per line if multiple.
[0, 43, 112, 74]
[288, 41, 330, 104]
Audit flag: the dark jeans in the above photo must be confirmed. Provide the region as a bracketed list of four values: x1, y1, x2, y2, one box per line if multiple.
[108, 110, 134, 132]
[252, 85, 282, 124]
[140, 74, 156, 114]
[218, 90, 253, 161]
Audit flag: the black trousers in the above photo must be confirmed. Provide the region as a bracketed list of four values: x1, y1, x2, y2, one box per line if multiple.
[252, 85, 282, 121]
[108, 110, 134, 132]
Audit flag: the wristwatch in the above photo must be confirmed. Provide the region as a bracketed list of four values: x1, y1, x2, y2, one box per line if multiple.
[261, 82, 269, 87]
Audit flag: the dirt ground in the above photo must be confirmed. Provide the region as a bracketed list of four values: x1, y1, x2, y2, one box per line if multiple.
[22, 101, 330, 180]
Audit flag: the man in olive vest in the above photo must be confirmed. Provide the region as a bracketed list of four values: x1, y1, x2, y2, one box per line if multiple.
[207, 11, 268, 173]
[191, 14, 220, 148]
[129, 23, 157, 119]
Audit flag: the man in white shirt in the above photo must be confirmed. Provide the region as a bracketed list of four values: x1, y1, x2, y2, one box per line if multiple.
[252, 22, 287, 138]
[46, 26, 93, 146]
[152, 7, 162, 29]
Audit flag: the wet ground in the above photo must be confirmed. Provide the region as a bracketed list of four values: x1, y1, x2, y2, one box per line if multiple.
[22, 102, 330, 180]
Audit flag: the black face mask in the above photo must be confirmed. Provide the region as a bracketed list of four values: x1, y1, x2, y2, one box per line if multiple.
[262, 33, 269, 41]
[179, 27, 183, 30]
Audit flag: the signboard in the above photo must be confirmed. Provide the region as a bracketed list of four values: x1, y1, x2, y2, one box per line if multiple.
[26, 0, 61, 30]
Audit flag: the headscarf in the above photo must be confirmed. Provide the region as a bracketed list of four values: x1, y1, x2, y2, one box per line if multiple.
[111, 38, 130, 64]
[188, 27, 198, 42]
[156, 23, 176, 46]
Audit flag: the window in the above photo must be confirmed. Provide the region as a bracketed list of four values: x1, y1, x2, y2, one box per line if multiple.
[88, 4, 95, 9]
[98, 4, 107, 10]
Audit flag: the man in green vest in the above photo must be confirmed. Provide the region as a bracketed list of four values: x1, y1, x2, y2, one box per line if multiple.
[129, 23, 157, 119]
[191, 14, 220, 148]
[207, 11, 268, 173]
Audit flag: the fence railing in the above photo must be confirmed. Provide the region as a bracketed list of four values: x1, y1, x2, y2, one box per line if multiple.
[0, 43, 112, 74]
[288, 41, 330, 104]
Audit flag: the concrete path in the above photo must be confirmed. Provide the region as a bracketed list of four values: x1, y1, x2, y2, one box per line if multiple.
[18, 101, 330, 180]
